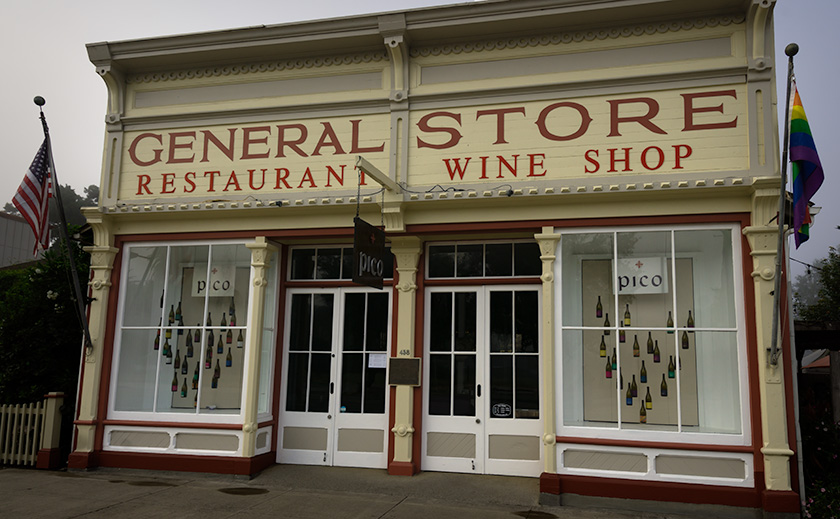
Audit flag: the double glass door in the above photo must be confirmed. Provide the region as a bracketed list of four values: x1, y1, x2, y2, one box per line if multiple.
[278, 288, 390, 468]
[423, 286, 542, 476]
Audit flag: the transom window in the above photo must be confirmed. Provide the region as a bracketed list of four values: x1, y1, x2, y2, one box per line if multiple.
[426, 241, 541, 279]
[289, 246, 393, 281]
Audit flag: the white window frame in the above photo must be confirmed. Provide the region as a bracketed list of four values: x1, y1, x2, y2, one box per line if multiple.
[555, 223, 751, 447]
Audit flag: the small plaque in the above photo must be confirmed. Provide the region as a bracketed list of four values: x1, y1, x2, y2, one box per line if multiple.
[388, 357, 421, 386]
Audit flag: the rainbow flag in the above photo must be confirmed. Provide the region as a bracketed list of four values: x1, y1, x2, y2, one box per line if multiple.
[789, 83, 824, 248]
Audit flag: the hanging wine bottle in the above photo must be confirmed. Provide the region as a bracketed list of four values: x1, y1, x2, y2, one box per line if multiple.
[681, 330, 689, 350]
[159, 290, 164, 309]
[177, 315, 184, 336]
[226, 328, 233, 345]
[666, 311, 674, 334]
[660, 374, 668, 397]
[194, 326, 201, 345]
[624, 304, 631, 326]
[645, 386, 653, 410]
[165, 324, 172, 340]
[181, 355, 189, 375]
[207, 312, 212, 328]
[237, 330, 244, 349]
[625, 382, 633, 406]
[171, 372, 178, 392]
[175, 301, 182, 322]
[214, 359, 221, 380]
[605, 357, 612, 379]
[180, 377, 188, 398]
[596, 296, 603, 318]
[168, 304, 175, 326]
[186, 332, 194, 358]
[668, 356, 676, 378]
[630, 375, 638, 397]
[221, 313, 227, 328]
[154, 323, 161, 351]
[653, 340, 661, 363]
[687, 310, 695, 332]
[165, 348, 173, 365]
[229, 297, 236, 326]
[194, 392, 197, 408]
[611, 348, 617, 370]
[211, 376, 218, 389]
[632, 335, 640, 357]
[217, 334, 224, 355]
[162, 337, 171, 357]
[207, 328, 214, 351]
[192, 362, 199, 389]
[599, 335, 606, 358]
[174, 352, 181, 371]
[640, 360, 647, 383]
[205, 343, 213, 369]
[226, 348, 233, 368]
[619, 323, 626, 344]
[603, 313, 610, 335]
[647, 331, 654, 354]
[639, 401, 647, 423]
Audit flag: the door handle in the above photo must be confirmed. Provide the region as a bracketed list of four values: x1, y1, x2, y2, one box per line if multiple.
[476, 384, 481, 397]
[330, 382, 334, 394]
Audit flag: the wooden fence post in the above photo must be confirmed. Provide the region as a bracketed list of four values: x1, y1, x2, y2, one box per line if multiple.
[36, 392, 64, 469]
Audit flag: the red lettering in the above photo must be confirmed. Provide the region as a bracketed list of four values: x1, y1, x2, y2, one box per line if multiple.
[673, 144, 692, 169]
[416, 112, 462, 150]
[682, 90, 738, 131]
[248, 169, 266, 190]
[311, 123, 346, 156]
[161, 173, 176, 194]
[497, 155, 519, 178]
[479, 156, 489, 179]
[349, 120, 385, 153]
[608, 98, 666, 137]
[167, 132, 195, 164]
[475, 107, 526, 144]
[297, 168, 317, 188]
[184, 172, 196, 193]
[136, 175, 152, 195]
[204, 171, 221, 192]
[275, 168, 292, 189]
[276, 124, 308, 158]
[443, 158, 471, 180]
[326, 165, 345, 187]
[223, 171, 242, 191]
[640, 146, 665, 170]
[355, 166, 368, 186]
[128, 133, 163, 167]
[241, 126, 271, 159]
[201, 129, 236, 162]
[608, 148, 632, 172]
[584, 150, 600, 173]
[536, 102, 592, 141]
[528, 153, 546, 177]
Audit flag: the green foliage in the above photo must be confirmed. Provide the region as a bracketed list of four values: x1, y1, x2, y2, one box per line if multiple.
[800, 412, 840, 519]
[797, 245, 840, 322]
[0, 232, 89, 403]
[4, 183, 98, 227]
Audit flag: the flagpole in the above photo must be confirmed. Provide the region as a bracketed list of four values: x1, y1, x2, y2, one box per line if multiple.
[33, 96, 94, 354]
[769, 43, 798, 366]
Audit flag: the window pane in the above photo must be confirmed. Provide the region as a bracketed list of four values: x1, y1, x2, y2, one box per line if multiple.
[308, 353, 332, 412]
[453, 354, 476, 416]
[289, 294, 311, 351]
[456, 244, 483, 277]
[561, 233, 614, 327]
[291, 248, 315, 279]
[674, 229, 735, 329]
[341, 247, 353, 280]
[484, 243, 513, 277]
[616, 231, 672, 330]
[515, 356, 539, 419]
[515, 291, 539, 353]
[363, 354, 387, 414]
[340, 353, 363, 413]
[316, 248, 342, 279]
[123, 246, 168, 327]
[490, 291, 513, 353]
[685, 331, 740, 434]
[490, 355, 513, 418]
[429, 293, 452, 352]
[113, 329, 158, 412]
[428, 245, 455, 278]
[164, 245, 208, 336]
[343, 293, 366, 351]
[562, 329, 618, 429]
[286, 353, 309, 412]
[514, 242, 541, 276]
[311, 294, 334, 351]
[366, 293, 389, 351]
[428, 354, 451, 415]
[454, 292, 476, 352]
[383, 246, 394, 280]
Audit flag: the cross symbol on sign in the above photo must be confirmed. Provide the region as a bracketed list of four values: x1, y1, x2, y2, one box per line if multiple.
[211, 268, 218, 274]
[635, 261, 644, 269]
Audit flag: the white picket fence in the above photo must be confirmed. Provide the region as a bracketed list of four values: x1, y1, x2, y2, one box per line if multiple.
[0, 394, 62, 467]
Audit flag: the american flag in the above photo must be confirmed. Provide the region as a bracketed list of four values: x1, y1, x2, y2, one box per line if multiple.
[13, 139, 52, 255]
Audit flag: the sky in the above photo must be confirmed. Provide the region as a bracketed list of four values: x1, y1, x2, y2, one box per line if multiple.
[1, 0, 837, 277]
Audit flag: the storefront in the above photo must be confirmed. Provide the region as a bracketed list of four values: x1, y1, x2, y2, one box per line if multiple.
[73, 0, 800, 516]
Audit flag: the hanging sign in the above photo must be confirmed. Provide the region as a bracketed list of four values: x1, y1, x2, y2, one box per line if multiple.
[192, 264, 235, 297]
[352, 216, 386, 289]
[615, 257, 669, 295]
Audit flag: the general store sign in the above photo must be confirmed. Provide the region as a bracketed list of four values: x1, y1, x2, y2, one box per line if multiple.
[119, 85, 747, 201]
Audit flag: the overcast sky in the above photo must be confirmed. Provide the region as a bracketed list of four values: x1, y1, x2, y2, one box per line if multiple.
[1, 0, 837, 277]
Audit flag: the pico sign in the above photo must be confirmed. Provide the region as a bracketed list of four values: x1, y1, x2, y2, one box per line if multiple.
[616, 257, 668, 295]
[192, 264, 235, 297]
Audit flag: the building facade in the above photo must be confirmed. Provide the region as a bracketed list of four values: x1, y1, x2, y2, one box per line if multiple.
[74, 0, 800, 515]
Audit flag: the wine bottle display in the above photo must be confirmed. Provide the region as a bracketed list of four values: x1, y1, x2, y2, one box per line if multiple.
[221, 313, 227, 328]
[214, 359, 221, 380]
[175, 302, 182, 321]
[205, 344, 212, 369]
[168, 305, 175, 326]
[174, 353, 181, 370]
[624, 304, 631, 326]
[681, 330, 689, 350]
[603, 313, 610, 334]
[630, 375, 638, 397]
[687, 310, 695, 332]
[237, 330, 244, 349]
[192, 363, 199, 389]
[226, 329, 233, 345]
[596, 296, 603, 318]
[640, 360, 647, 383]
[611, 348, 617, 370]
[625, 383, 632, 405]
[639, 401, 647, 423]
[645, 387, 653, 409]
[619, 324, 625, 343]
[217, 334, 224, 354]
[229, 297, 236, 326]
[647, 332, 654, 354]
[661, 374, 668, 397]
[599, 335, 606, 357]
[668, 355, 676, 378]
[186, 333, 194, 358]
[226, 348, 233, 368]
[653, 340, 661, 363]
[180, 378, 187, 398]
[171, 373, 178, 392]
[193, 326, 200, 344]
[211, 376, 218, 389]
[632, 335, 640, 357]
[181, 356, 188, 375]
[605, 357, 612, 379]
[666, 310, 674, 333]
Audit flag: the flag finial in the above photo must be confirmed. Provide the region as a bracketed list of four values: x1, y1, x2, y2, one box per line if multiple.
[33, 96, 45, 106]
[785, 43, 799, 57]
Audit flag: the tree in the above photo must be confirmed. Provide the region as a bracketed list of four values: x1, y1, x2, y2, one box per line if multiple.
[796, 245, 840, 322]
[792, 259, 826, 319]
[4, 184, 98, 227]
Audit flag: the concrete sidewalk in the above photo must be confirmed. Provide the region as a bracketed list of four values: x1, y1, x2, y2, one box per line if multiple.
[0, 465, 705, 519]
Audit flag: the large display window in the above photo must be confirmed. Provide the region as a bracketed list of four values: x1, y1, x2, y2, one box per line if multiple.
[110, 240, 277, 422]
[558, 225, 747, 442]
